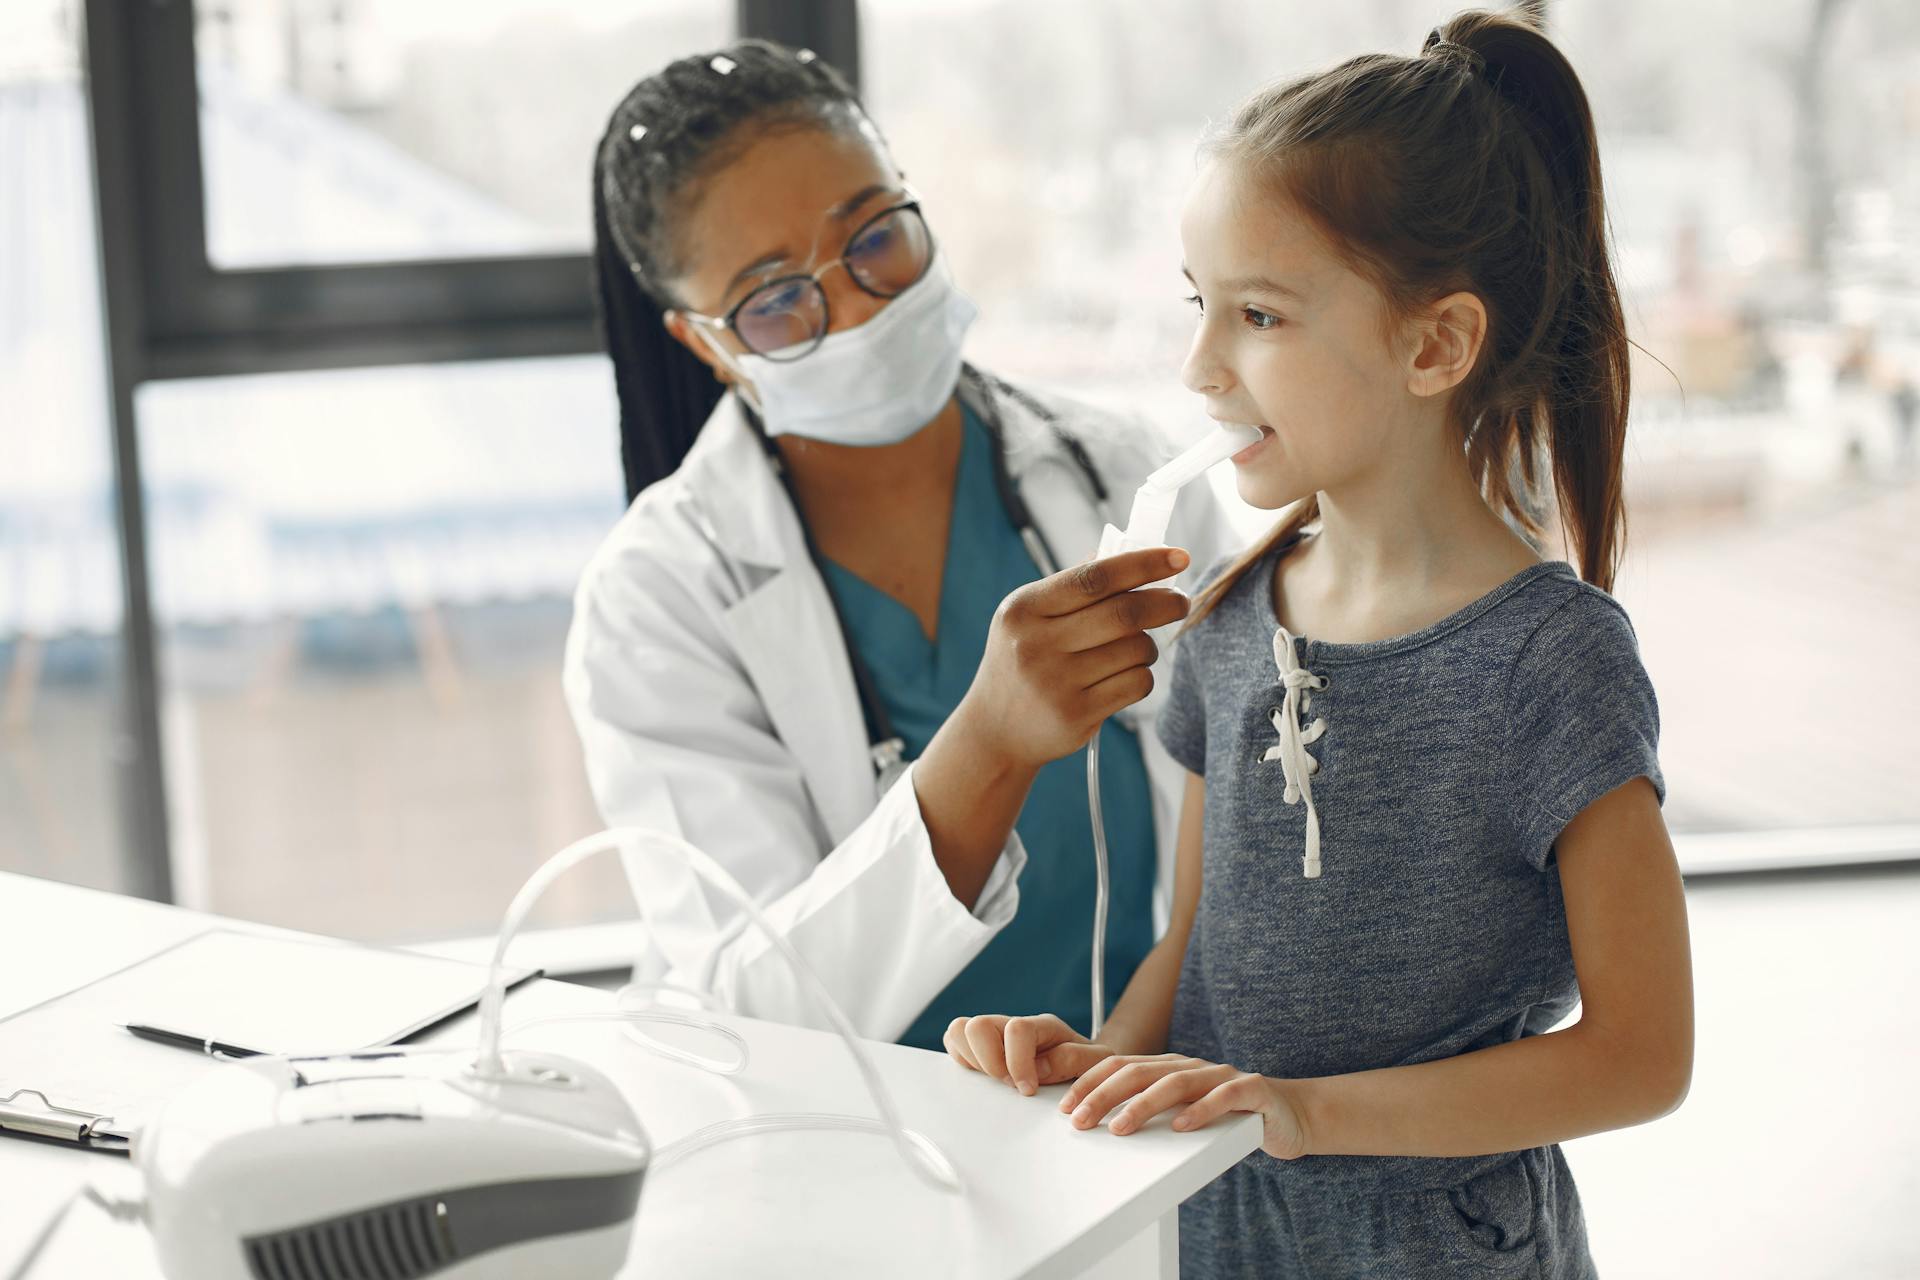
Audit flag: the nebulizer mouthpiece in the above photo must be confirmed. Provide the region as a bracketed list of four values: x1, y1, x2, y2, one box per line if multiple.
[1097, 422, 1262, 559]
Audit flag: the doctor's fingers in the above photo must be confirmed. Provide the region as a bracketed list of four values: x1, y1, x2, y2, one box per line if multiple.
[1080, 664, 1156, 725]
[1070, 633, 1159, 691]
[1054, 588, 1189, 653]
[1021, 547, 1190, 619]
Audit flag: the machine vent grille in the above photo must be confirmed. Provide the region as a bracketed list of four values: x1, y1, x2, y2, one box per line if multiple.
[244, 1198, 452, 1280]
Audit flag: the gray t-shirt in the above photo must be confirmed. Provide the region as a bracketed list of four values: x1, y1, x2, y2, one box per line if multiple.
[1158, 544, 1663, 1194]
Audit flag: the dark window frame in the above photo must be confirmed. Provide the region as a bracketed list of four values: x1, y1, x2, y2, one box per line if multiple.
[79, 0, 859, 900]
[97, 0, 859, 380]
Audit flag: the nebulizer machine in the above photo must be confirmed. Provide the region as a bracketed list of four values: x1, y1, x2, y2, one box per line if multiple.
[5, 424, 1252, 1280]
[8, 831, 958, 1280]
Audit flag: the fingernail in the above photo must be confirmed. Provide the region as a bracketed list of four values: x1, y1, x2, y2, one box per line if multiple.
[1111, 1117, 1132, 1134]
[1072, 1105, 1091, 1126]
[1019, 1082, 1034, 1097]
[1172, 1116, 1190, 1130]
[1170, 549, 1190, 570]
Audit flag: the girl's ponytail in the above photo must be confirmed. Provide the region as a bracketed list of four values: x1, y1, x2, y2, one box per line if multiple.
[1449, 12, 1630, 591]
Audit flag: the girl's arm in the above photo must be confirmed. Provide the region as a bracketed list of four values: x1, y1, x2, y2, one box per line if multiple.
[1094, 771, 1208, 1057]
[1063, 776, 1694, 1157]
[943, 771, 1208, 1093]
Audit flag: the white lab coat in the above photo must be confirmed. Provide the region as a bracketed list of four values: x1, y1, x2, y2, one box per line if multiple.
[563, 371, 1237, 1041]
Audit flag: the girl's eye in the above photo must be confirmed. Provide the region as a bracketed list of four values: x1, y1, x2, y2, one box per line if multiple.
[1184, 293, 1204, 312]
[1242, 307, 1281, 331]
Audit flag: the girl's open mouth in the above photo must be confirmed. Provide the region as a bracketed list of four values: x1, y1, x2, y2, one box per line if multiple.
[1231, 425, 1275, 464]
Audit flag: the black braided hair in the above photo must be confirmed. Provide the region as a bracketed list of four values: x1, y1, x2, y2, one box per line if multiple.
[592, 39, 870, 503]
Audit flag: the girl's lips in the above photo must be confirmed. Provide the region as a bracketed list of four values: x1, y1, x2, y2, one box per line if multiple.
[1231, 425, 1275, 464]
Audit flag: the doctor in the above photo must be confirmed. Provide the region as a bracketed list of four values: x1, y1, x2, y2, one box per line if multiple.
[566, 40, 1233, 1050]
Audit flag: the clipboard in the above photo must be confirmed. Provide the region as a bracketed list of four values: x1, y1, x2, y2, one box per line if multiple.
[0, 929, 540, 1154]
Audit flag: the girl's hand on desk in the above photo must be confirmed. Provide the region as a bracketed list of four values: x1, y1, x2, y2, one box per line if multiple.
[942, 1013, 1114, 1096]
[1060, 1054, 1309, 1160]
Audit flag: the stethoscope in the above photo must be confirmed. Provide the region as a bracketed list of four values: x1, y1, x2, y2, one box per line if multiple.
[749, 364, 1110, 793]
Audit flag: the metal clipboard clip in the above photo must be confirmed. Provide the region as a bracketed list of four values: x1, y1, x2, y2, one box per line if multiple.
[0, 1088, 127, 1148]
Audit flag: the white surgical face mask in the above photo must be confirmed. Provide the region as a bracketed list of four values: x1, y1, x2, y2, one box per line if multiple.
[702, 256, 977, 447]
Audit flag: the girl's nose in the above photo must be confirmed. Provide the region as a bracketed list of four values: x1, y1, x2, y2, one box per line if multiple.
[1181, 321, 1232, 396]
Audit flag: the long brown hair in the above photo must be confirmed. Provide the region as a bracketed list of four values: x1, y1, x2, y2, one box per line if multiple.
[1189, 9, 1630, 623]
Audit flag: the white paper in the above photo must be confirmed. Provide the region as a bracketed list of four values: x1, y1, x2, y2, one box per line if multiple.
[0, 929, 524, 1137]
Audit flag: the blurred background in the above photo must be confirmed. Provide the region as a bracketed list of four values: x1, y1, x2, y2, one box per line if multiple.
[7, 0, 1916, 936]
[1, 3, 1915, 1270]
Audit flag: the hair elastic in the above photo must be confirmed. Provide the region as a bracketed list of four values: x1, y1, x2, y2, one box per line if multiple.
[1423, 29, 1486, 76]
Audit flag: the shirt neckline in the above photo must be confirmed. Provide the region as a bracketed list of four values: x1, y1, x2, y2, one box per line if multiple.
[820, 404, 988, 664]
[1257, 549, 1574, 665]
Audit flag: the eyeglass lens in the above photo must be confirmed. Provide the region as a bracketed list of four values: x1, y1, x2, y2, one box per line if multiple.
[730, 206, 933, 359]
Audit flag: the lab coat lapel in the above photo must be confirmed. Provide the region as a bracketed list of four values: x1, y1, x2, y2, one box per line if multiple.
[679, 397, 876, 844]
[720, 576, 874, 842]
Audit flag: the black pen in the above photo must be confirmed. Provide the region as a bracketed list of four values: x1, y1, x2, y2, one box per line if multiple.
[121, 1023, 268, 1059]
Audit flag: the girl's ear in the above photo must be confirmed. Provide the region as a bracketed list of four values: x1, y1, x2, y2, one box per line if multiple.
[664, 310, 737, 386]
[1406, 291, 1487, 398]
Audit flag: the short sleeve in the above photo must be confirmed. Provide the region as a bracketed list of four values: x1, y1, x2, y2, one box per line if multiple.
[1504, 588, 1665, 871]
[1156, 631, 1209, 775]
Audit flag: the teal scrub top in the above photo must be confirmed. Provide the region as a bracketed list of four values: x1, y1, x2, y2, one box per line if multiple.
[820, 406, 1158, 1051]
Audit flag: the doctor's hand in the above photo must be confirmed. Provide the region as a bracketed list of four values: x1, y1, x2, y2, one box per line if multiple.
[954, 546, 1191, 770]
[943, 1013, 1114, 1096]
[914, 546, 1188, 909]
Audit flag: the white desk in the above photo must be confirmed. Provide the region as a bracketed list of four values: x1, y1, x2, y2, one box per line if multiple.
[0, 872, 1259, 1278]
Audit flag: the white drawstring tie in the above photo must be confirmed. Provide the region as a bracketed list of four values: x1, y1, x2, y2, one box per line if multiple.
[1262, 626, 1328, 878]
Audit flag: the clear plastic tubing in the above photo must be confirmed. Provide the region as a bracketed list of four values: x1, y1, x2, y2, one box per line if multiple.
[1085, 422, 1261, 1039]
[474, 828, 962, 1193]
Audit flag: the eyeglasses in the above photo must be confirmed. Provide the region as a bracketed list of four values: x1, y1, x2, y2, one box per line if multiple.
[683, 199, 935, 362]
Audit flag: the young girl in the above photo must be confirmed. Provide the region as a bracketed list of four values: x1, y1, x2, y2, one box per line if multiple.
[944, 11, 1694, 1277]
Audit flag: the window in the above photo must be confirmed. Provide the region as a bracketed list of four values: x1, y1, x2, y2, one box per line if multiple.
[39, 0, 837, 942]
[136, 358, 629, 941]
[866, 0, 1920, 839]
[866, 0, 1467, 422]
[1558, 0, 1918, 835]
[194, 0, 731, 268]
[46, 0, 859, 940]
[0, 0, 129, 893]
